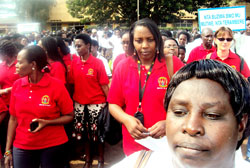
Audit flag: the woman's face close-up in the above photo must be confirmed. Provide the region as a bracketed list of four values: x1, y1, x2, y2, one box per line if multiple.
[16, 50, 33, 77]
[133, 26, 156, 62]
[166, 78, 244, 168]
[178, 34, 187, 46]
[75, 39, 89, 58]
[164, 39, 178, 57]
[214, 31, 233, 52]
[121, 33, 129, 54]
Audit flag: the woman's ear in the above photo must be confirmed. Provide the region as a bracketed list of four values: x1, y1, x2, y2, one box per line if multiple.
[238, 114, 248, 141]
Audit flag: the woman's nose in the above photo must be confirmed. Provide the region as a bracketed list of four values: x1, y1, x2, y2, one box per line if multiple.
[182, 114, 205, 137]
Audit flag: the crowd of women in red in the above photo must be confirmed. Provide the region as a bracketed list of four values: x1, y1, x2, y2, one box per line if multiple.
[0, 18, 250, 168]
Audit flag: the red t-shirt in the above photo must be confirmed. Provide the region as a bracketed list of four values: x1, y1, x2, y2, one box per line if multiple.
[0, 97, 7, 114]
[187, 44, 216, 63]
[68, 54, 109, 104]
[49, 61, 66, 84]
[210, 50, 250, 78]
[108, 56, 184, 156]
[113, 53, 128, 74]
[10, 74, 73, 150]
[0, 60, 20, 105]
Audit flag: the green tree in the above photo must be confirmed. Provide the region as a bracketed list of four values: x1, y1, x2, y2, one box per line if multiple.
[14, 0, 56, 28]
[66, 0, 229, 25]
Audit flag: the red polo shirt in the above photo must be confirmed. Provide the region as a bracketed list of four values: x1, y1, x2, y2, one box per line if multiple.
[210, 50, 250, 78]
[108, 56, 184, 156]
[0, 97, 7, 114]
[68, 54, 109, 104]
[49, 61, 66, 84]
[0, 60, 20, 105]
[187, 44, 216, 63]
[113, 53, 128, 74]
[9, 74, 73, 150]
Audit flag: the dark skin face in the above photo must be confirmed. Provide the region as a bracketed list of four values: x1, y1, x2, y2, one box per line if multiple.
[133, 26, 156, 66]
[166, 78, 246, 168]
[201, 29, 213, 50]
[75, 39, 90, 60]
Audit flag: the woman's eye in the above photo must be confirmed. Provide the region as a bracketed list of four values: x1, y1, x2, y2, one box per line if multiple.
[135, 39, 142, 43]
[148, 39, 154, 42]
[204, 113, 221, 120]
[173, 110, 187, 117]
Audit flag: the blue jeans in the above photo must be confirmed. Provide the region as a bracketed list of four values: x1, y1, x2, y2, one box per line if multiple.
[13, 143, 66, 168]
[247, 138, 250, 157]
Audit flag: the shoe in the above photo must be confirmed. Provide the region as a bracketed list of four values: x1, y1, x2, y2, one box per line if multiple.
[97, 161, 104, 168]
[246, 157, 250, 162]
[83, 161, 92, 168]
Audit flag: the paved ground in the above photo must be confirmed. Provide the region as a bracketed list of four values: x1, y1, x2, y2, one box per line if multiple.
[69, 140, 125, 168]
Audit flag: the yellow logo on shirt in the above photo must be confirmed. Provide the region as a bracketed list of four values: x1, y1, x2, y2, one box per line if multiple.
[231, 65, 236, 69]
[87, 68, 94, 76]
[158, 77, 168, 88]
[41, 95, 50, 105]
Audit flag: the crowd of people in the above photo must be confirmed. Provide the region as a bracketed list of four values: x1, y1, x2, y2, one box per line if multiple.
[0, 17, 250, 168]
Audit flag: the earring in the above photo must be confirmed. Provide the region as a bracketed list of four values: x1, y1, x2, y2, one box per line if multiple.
[133, 49, 136, 56]
[32, 67, 35, 71]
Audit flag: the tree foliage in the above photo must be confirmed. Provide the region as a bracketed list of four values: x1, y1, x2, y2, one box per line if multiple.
[14, 0, 56, 28]
[66, 0, 229, 25]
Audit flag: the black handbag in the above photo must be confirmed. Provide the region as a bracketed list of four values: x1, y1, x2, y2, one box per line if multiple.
[98, 103, 122, 145]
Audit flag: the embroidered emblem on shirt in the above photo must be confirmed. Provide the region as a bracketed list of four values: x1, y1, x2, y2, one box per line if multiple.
[87, 68, 94, 76]
[41, 95, 50, 105]
[231, 65, 236, 69]
[157, 77, 168, 89]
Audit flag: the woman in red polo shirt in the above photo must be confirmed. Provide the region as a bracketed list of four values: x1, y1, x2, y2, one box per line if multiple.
[4, 45, 74, 168]
[0, 40, 20, 161]
[209, 26, 250, 78]
[38, 36, 67, 84]
[68, 33, 109, 168]
[108, 18, 184, 156]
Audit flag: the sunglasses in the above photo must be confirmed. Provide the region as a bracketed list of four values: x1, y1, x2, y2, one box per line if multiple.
[217, 38, 233, 42]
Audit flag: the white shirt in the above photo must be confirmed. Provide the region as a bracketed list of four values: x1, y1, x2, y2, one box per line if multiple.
[110, 137, 250, 168]
[97, 52, 112, 77]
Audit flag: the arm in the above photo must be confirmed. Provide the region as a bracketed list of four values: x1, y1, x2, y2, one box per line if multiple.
[0, 87, 12, 95]
[4, 115, 18, 168]
[109, 103, 148, 140]
[30, 111, 74, 133]
[101, 84, 109, 98]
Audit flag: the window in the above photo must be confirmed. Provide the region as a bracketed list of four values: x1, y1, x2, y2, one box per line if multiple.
[174, 20, 193, 28]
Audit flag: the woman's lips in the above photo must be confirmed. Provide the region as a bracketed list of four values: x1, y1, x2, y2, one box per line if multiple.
[176, 142, 209, 155]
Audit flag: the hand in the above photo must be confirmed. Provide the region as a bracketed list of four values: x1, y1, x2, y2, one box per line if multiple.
[4, 154, 13, 168]
[124, 115, 149, 140]
[28, 118, 48, 133]
[148, 120, 166, 138]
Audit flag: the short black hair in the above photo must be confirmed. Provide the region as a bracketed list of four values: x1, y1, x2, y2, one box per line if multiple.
[164, 59, 250, 149]
[161, 30, 172, 38]
[75, 33, 92, 51]
[23, 45, 49, 72]
[91, 39, 99, 48]
[0, 40, 18, 59]
[178, 45, 186, 52]
[165, 37, 179, 46]
[177, 31, 191, 43]
[128, 18, 164, 61]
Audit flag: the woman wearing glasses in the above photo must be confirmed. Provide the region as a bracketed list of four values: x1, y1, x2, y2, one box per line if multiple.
[209, 26, 250, 78]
